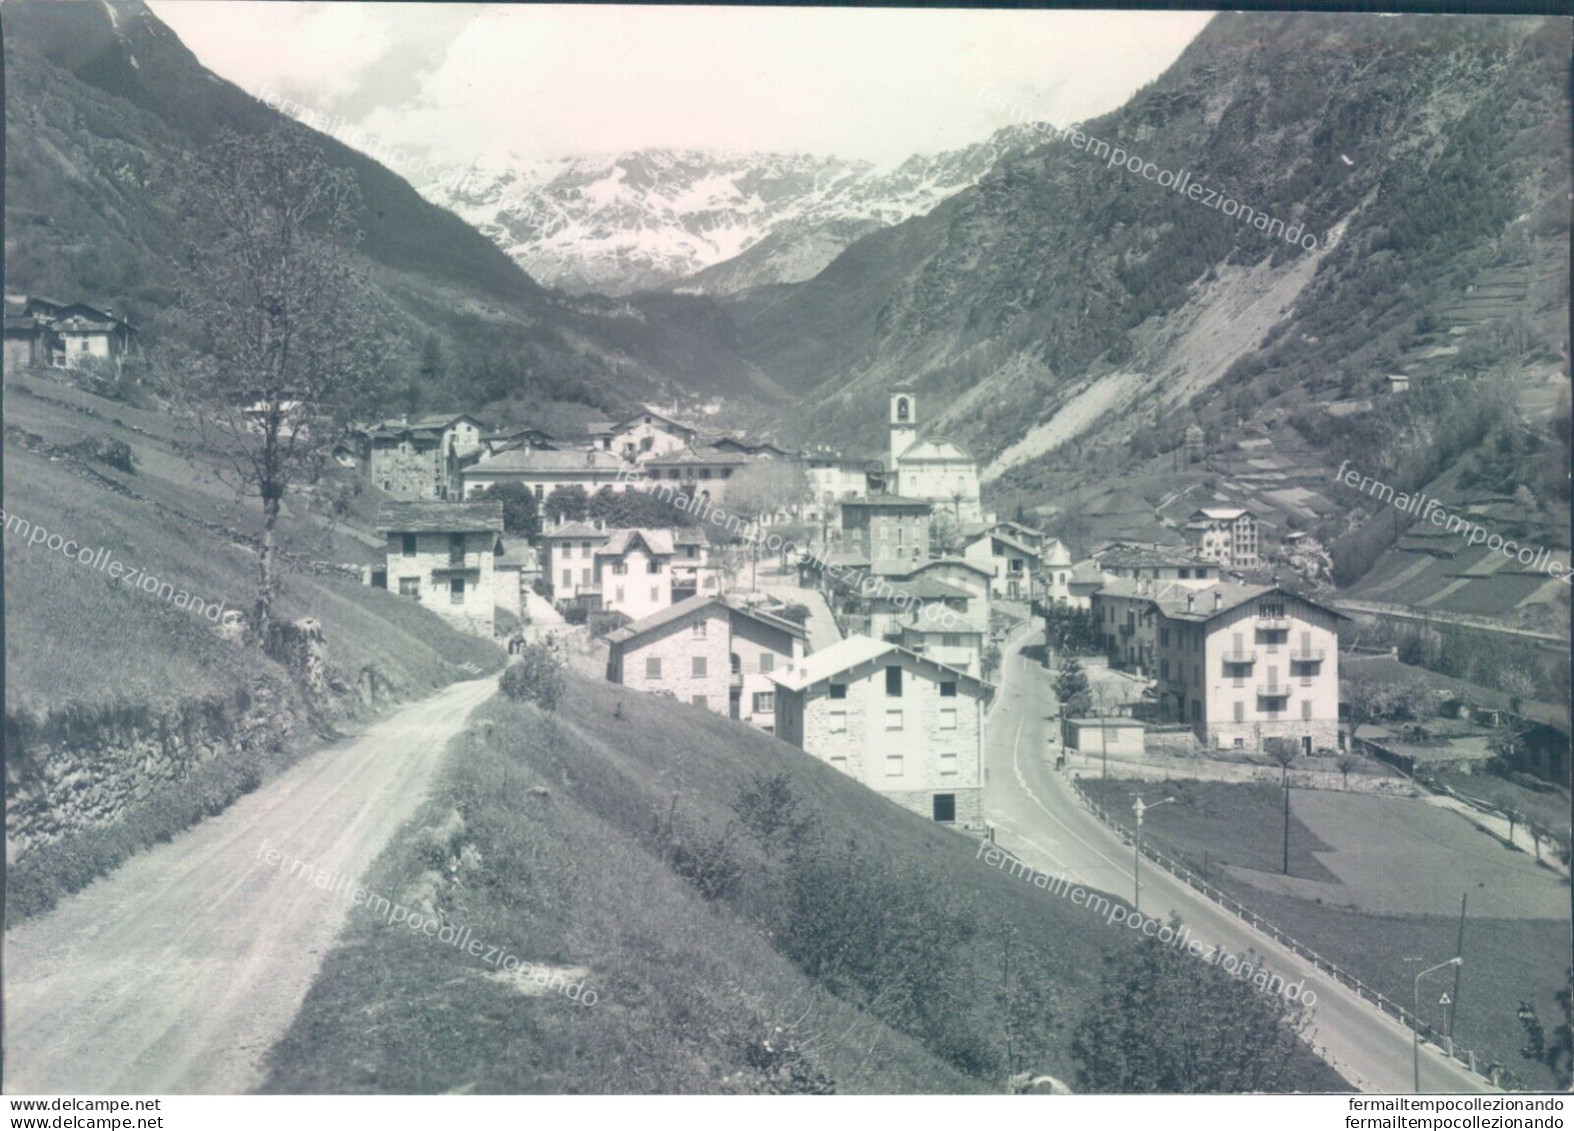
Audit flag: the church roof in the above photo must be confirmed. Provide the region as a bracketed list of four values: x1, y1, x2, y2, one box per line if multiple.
[896, 437, 975, 463]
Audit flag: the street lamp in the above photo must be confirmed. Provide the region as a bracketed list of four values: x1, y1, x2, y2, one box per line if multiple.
[1132, 795, 1175, 913]
[1410, 956, 1464, 1092]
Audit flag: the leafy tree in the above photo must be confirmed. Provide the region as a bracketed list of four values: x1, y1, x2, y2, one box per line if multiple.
[168, 126, 385, 645]
[587, 485, 694, 529]
[543, 484, 590, 525]
[1342, 669, 1432, 748]
[1335, 750, 1362, 790]
[1072, 932, 1311, 1092]
[723, 460, 812, 588]
[982, 643, 1002, 682]
[474, 481, 540, 538]
[930, 510, 964, 556]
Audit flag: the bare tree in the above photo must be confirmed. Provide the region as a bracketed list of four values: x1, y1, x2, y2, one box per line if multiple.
[169, 127, 386, 646]
[1335, 750, 1363, 791]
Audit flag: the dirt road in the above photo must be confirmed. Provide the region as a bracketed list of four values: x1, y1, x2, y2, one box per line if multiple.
[4, 676, 498, 1095]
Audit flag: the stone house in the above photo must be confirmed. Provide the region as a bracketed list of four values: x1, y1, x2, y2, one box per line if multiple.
[4, 297, 134, 371]
[605, 596, 807, 731]
[835, 495, 932, 566]
[770, 636, 993, 829]
[367, 413, 484, 500]
[375, 501, 505, 636]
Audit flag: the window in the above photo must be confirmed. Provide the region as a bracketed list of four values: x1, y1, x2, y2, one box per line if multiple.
[692, 656, 708, 678]
[759, 653, 774, 673]
[1258, 602, 1285, 619]
[1179, 568, 1190, 579]
[612, 562, 627, 575]
[562, 569, 572, 587]
[580, 541, 591, 556]
[829, 683, 847, 699]
[401, 534, 417, 557]
[650, 587, 660, 602]
[886, 666, 903, 697]
[693, 620, 707, 638]
[646, 657, 662, 679]
[692, 695, 707, 709]
[648, 559, 663, 574]
[582, 568, 592, 585]
[942, 634, 962, 649]
[615, 587, 624, 602]
[828, 710, 847, 733]
[534, 485, 544, 499]
[1233, 702, 1245, 723]
[885, 752, 904, 776]
[939, 751, 958, 776]
[1302, 700, 1313, 721]
[398, 577, 419, 598]
[730, 653, 741, 676]
[1160, 659, 1169, 679]
[932, 793, 956, 821]
[939, 681, 957, 698]
[449, 577, 465, 605]
[753, 691, 774, 714]
[939, 708, 958, 730]
[885, 709, 904, 731]
[1159, 627, 1170, 647]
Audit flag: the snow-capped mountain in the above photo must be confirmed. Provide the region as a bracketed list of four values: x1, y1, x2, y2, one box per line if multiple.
[424, 127, 1041, 296]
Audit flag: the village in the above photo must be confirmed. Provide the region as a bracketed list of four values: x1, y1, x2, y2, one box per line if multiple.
[320, 373, 1569, 847]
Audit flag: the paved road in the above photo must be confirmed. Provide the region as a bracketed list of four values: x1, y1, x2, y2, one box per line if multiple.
[4, 676, 499, 1094]
[985, 627, 1493, 1095]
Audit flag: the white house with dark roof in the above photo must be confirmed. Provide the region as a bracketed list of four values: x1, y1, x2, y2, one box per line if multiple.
[462, 445, 635, 501]
[640, 444, 748, 506]
[770, 637, 993, 828]
[963, 526, 1041, 602]
[605, 595, 807, 730]
[541, 521, 609, 607]
[608, 408, 697, 463]
[374, 501, 505, 636]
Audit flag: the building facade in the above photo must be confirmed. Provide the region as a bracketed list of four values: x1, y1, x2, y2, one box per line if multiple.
[605, 596, 806, 729]
[462, 445, 634, 501]
[886, 386, 983, 527]
[1184, 507, 1261, 569]
[771, 638, 993, 829]
[1152, 584, 1343, 754]
[368, 414, 484, 500]
[835, 496, 933, 567]
[375, 501, 504, 636]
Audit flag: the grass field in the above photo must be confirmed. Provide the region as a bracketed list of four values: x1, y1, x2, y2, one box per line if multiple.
[1080, 777, 1571, 1090]
[1430, 770, 1572, 847]
[263, 673, 1348, 1093]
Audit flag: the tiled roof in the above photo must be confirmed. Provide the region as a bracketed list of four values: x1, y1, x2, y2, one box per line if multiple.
[375, 501, 504, 535]
[768, 636, 988, 694]
[605, 595, 804, 645]
[1095, 542, 1211, 569]
[598, 528, 675, 557]
[468, 447, 627, 473]
[841, 493, 933, 510]
[541, 522, 607, 540]
[643, 444, 747, 467]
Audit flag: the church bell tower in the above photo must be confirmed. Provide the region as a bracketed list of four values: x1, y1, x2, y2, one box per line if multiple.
[889, 384, 917, 483]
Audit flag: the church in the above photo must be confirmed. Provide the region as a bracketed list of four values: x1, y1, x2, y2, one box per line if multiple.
[887, 383, 983, 527]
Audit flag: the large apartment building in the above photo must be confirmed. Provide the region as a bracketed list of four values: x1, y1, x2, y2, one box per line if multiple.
[1150, 583, 1344, 755]
[1184, 507, 1261, 569]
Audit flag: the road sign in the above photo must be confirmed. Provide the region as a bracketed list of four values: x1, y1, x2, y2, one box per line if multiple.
[1439, 993, 1453, 1005]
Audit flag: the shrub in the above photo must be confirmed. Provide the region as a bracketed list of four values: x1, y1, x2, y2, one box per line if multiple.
[653, 797, 743, 902]
[588, 610, 632, 638]
[775, 603, 812, 626]
[563, 604, 588, 626]
[68, 435, 135, 475]
[499, 643, 565, 711]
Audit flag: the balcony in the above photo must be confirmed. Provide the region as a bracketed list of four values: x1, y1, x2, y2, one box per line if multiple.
[1257, 686, 1291, 702]
[1290, 646, 1326, 663]
[432, 553, 485, 574]
[1256, 617, 1291, 631]
[1221, 650, 1257, 665]
[1119, 624, 1135, 637]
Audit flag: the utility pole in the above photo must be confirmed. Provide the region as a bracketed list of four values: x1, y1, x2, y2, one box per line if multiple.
[1283, 766, 1291, 875]
[1449, 893, 1468, 1047]
[1408, 956, 1464, 1092]
[1096, 685, 1109, 781]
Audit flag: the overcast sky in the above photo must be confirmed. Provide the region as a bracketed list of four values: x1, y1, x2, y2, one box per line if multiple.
[150, 3, 1212, 174]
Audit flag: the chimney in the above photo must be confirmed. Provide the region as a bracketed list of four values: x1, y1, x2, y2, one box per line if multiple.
[1214, 589, 1223, 612]
[585, 443, 596, 466]
[1186, 592, 1195, 613]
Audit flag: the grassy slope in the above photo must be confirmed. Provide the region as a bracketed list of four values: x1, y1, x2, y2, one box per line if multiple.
[1081, 778, 1571, 1090]
[4, 370, 503, 916]
[265, 673, 1347, 1093]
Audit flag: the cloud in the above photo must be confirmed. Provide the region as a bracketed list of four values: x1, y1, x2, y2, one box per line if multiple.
[150, 3, 1211, 168]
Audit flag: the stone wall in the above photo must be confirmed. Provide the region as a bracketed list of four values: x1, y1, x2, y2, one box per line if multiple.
[4, 676, 308, 861]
